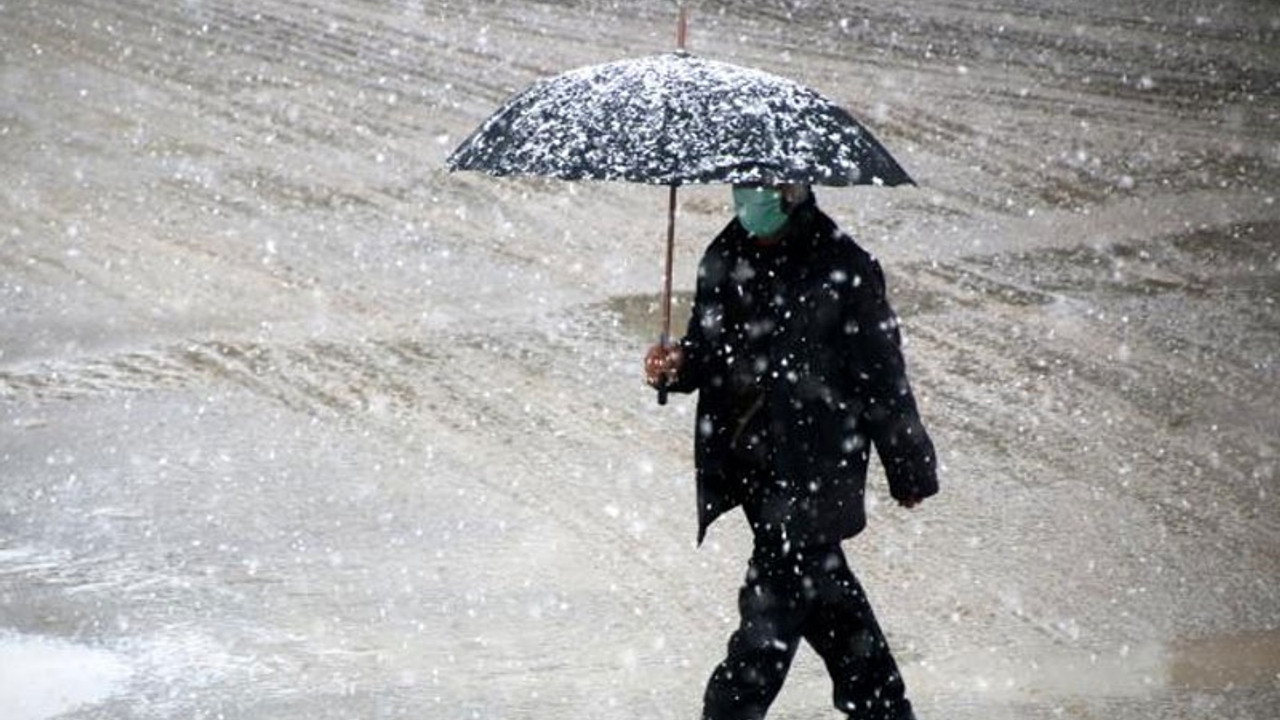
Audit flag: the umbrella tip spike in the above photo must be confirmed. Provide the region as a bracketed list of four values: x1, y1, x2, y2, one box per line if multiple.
[677, 4, 689, 51]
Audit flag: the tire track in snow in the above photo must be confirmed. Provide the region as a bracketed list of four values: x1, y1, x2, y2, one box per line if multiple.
[0, 321, 704, 605]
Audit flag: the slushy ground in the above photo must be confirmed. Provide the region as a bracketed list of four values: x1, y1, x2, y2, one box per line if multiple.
[1, 1, 1277, 718]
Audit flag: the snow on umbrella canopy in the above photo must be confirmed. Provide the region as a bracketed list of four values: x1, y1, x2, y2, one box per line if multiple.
[446, 52, 914, 187]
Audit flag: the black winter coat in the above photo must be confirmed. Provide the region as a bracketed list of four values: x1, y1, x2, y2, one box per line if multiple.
[669, 198, 938, 547]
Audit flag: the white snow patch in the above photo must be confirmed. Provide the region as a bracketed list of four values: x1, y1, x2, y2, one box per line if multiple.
[0, 632, 133, 720]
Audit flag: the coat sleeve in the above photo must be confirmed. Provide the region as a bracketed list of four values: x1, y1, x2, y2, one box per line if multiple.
[845, 253, 939, 503]
[667, 241, 728, 394]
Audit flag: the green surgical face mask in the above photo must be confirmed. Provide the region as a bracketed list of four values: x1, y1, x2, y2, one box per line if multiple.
[733, 186, 789, 238]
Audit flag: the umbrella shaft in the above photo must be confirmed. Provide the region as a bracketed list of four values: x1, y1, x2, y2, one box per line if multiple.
[677, 6, 688, 50]
[662, 184, 677, 346]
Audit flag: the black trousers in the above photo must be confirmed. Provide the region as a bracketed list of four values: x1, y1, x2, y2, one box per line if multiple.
[701, 540, 915, 720]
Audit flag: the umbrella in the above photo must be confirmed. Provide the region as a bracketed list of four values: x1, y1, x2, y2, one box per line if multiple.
[446, 52, 913, 188]
[446, 12, 913, 402]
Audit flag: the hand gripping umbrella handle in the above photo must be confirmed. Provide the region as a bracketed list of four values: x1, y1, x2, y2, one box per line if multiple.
[656, 334, 671, 406]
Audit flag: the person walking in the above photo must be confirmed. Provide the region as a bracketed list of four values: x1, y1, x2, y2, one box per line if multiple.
[645, 183, 938, 720]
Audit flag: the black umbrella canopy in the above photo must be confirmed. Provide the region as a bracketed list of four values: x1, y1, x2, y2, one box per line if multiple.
[447, 52, 913, 188]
